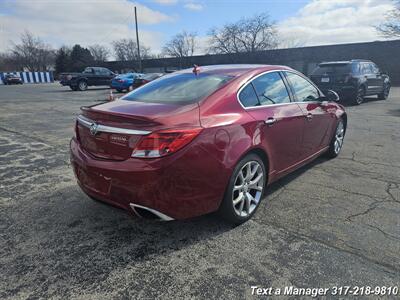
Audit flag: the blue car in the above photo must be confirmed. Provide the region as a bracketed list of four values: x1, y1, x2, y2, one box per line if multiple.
[110, 73, 143, 92]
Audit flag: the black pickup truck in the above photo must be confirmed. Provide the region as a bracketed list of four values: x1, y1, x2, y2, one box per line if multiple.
[59, 67, 115, 91]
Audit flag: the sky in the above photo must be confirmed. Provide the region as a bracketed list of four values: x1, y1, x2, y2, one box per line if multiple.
[0, 0, 396, 57]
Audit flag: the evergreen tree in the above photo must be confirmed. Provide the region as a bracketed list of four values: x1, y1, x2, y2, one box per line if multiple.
[69, 45, 94, 71]
[55, 47, 71, 74]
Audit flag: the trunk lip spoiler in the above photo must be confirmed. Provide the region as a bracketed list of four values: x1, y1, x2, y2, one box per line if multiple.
[77, 115, 152, 135]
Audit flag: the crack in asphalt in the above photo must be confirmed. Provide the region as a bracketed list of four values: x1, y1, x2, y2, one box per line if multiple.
[339, 151, 400, 168]
[256, 220, 400, 275]
[0, 126, 52, 146]
[364, 223, 400, 242]
[386, 182, 400, 203]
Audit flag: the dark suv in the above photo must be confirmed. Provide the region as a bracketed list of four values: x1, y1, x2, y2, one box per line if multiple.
[60, 67, 115, 91]
[310, 60, 390, 105]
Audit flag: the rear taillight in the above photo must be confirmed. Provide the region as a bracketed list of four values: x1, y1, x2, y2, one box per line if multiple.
[131, 128, 202, 158]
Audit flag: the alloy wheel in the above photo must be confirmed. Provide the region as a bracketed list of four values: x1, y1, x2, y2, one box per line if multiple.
[384, 85, 390, 98]
[356, 87, 364, 105]
[232, 161, 264, 217]
[334, 121, 344, 154]
[79, 81, 87, 91]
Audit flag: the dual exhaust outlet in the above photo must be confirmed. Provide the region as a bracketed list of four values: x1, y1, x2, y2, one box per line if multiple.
[129, 203, 174, 221]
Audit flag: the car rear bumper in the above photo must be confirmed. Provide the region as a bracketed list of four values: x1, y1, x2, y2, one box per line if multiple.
[69, 137, 230, 220]
[319, 85, 356, 100]
[110, 82, 130, 90]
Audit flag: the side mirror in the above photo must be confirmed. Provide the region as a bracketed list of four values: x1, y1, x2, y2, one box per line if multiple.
[325, 90, 340, 102]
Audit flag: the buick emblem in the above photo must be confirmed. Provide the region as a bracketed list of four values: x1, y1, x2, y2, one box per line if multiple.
[90, 123, 99, 135]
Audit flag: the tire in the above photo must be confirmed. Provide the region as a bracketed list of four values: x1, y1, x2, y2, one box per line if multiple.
[353, 86, 365, 105]
[218, 153, 266, 224]
[377, 83, 390, 100]
[326, 118, 345, 158]
[77, 80, 88, 91]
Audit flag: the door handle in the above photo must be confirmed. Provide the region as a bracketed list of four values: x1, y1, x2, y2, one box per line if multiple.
[306, 113, 313, 121]
[265, 118, 277, 126]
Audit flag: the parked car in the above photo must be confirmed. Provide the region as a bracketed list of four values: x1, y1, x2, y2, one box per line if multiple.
[110, 73, 143, 92]
[310, 59, 391, 105]
[60, 67, 115, 91]
[3, 74, 23, 85]
[70, 65, 346, 224]
[131, 73, 164, 89]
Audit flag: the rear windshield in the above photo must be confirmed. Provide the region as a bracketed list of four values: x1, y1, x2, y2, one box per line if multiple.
[122, 73, 233, 104]
[312, 64, 353, 75]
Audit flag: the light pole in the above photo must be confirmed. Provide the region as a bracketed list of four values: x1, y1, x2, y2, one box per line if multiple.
[134, 6, 142, 72]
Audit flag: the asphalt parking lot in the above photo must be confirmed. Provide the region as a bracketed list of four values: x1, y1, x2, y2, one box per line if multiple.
[0, 83, 399, 299]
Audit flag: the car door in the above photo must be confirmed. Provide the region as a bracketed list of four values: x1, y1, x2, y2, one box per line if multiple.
[99, 68, 114, 85]
[283, 71, 332, 158]
[83, 67, 95, 85]
[361, 63, 376, 95]
[239, 71, 305, 174]
[92, 68, 103, 86]
[369, 63, 384, 93]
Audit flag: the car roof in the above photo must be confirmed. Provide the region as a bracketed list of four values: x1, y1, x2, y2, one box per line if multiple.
[175, 64, 293, 77]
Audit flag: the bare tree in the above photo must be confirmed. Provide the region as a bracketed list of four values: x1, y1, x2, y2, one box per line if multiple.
[88, 44, 110, 62]
[0, 52, 17, 71]
[208, 13, 277, 54]
[162, 31, 197, 58]
[376, 0, 400, 37]
[10, 30, 55, 71]
[112, 38, 150, 61]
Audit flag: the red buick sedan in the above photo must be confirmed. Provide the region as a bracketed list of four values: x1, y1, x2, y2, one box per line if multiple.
[70, 65, 346, 224]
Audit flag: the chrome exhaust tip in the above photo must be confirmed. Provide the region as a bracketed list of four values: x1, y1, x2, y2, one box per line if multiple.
[130, 203, 174, 221]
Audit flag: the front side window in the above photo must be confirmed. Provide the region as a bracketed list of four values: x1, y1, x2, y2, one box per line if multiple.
[251, 72, 290, 105]
[285, 72, 319, 102]
[122, 73, 233, 105]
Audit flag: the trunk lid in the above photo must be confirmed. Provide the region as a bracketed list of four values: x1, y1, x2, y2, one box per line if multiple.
[77, 100, 200, 161]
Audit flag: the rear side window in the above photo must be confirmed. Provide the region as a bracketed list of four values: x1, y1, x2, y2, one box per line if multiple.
[361, 63, 372, 74]
[251, 72, 290, 105]
[285, 72, 319, 102]
[122, 73, 233, 104]
[239, 84, 259, 107]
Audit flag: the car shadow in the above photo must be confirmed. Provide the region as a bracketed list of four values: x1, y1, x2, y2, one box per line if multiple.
[340, 96, 381, 107]
[264, 156, 326, 197]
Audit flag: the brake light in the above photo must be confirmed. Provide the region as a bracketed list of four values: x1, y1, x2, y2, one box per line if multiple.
[131, 128, 202, 158]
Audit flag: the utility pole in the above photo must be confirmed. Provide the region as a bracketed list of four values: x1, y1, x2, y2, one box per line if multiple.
[134, 6, 142, 72]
